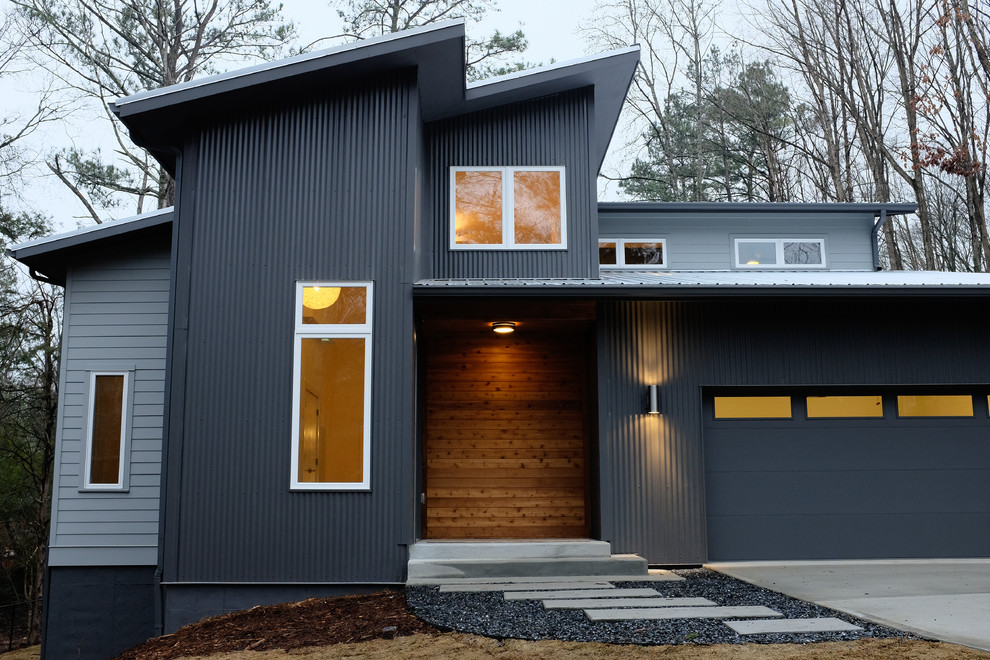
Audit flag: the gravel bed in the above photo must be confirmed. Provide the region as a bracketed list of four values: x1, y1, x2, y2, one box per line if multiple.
[406, 568, 917, 645]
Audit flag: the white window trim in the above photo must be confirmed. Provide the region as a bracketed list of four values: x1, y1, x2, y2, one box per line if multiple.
[449, 166, 567, 250]
[599, 237, 668, 269]
[80, 370, 132, 491]
[290, 281, 373, 491]
[734, 238, 827, 269]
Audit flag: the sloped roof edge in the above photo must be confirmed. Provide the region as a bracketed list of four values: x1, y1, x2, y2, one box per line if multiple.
[7, 208, 173, 285]
[110, 21, 640, 175]
[111, 20, 466, 115]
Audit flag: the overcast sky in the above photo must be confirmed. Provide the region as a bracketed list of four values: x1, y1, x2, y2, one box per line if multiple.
[4, 0, 621, 232]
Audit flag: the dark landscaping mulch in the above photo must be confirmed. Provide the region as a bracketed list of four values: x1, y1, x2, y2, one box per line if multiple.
[114, 569, 920, 659]
[112, 591, 441, 660]
[407, 568, 915, 646]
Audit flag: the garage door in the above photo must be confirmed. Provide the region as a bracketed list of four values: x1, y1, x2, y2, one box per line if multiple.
[704, 393, 990, 560]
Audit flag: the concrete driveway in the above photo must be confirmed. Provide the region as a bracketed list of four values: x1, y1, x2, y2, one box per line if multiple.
[707, 559, 990, 652]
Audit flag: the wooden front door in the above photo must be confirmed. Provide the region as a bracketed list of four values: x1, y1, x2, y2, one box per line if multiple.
[422, 312, 592, 539]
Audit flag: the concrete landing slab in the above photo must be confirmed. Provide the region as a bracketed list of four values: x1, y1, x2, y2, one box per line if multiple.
[411, 573, 678, 585]
[725, 617, 863, 634]
[440, 581, 612, 593]
[505, 587, 655, 600]
[543, 597, 715, 609]
[586, 605, 782, 622]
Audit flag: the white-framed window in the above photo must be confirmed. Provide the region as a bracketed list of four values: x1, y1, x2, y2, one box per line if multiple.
[291, 282, 373, 491]
[599, 238, 667, 268]
[81, 371, 132, 491]
[450, 166, 566, 249]
[734, 238, 826, 268]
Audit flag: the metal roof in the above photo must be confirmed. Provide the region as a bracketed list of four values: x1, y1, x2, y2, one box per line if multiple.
[598, 202, 917, 215]
[110, 20, 639, 175]
[7, 208, 173, 284]
[414, 269, 990, 296]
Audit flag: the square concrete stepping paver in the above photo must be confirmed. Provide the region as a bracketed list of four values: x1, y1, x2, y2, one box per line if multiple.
[440, 581, 612, 593]
[724, 618, 863, 635]
[504, 587, 657, 600]
[585, 605, 783, 622]
[543, 597, 716, 609]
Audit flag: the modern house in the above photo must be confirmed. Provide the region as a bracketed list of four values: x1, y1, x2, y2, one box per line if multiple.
[8, 20, 990, 660]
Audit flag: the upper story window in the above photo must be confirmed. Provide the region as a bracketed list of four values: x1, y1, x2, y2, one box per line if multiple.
[599, 238, 666, 268]
[451, 166, 566, 250]
[734, 238, 826, 268]
[291, 282, 373, 491]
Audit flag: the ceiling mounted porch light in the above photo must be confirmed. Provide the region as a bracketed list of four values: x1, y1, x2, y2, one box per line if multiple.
[303, 286, 341, 310]
[492, 321, 516, 334]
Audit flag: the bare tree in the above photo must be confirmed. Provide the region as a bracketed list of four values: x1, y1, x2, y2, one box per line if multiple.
[15, 0, 296, 223]
[329, 0, 531, 80]
[915, 0, 989, 270]
[583, 0, 718, 200]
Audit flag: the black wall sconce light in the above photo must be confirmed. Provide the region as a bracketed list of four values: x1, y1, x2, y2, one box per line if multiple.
[647, 384, 660, 414]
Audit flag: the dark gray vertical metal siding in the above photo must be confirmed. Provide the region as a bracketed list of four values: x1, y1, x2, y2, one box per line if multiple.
[167, 71, 418, 583]
[426, 89, 597, 279]
[598, 297, 990, 565]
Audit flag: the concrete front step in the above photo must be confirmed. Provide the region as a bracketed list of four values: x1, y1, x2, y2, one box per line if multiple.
[407, 554, 649, 581]
[406, 540, 649, 583]
[408, 540, 613, 561]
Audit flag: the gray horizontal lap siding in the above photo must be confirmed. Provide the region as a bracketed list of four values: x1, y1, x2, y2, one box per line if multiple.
[597, 297, 990, 564]
[598, 210, 875, 271]
[167, 72, 418, 584]
[50, 237, 170, 567]
[427, 89, 597, 279]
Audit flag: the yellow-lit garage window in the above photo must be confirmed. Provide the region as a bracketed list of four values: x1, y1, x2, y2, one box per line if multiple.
[897, 395, 973, 417]
[292, 282, 373, 490]
[714, 396, 792, 419]
[807, 395, 883, 418]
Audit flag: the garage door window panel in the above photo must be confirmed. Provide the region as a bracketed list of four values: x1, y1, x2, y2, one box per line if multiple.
[806, 395, 884, 418]
[897, 395, 973, 417]
[713, 396, 792, 419]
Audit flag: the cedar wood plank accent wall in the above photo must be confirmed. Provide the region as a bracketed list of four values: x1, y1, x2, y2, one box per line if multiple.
[424, 324, 591, 538]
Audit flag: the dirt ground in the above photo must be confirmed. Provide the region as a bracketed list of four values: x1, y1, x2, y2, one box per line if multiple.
[4, 591, 987, 660]
[163, 637, 990, 660]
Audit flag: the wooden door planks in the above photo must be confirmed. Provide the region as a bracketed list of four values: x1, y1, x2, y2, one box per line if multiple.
[423, 327, 590, 539]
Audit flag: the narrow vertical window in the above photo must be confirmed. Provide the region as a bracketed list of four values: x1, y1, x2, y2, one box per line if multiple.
[83, 372, 129, 489]
[291, 282, 373, 490]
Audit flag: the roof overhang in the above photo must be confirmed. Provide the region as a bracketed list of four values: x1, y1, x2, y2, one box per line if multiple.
[6, 208, 173, 285]
[414, 269, 990, 298]
[598, 202, 918, 216]
[110, 20, 640, 175]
